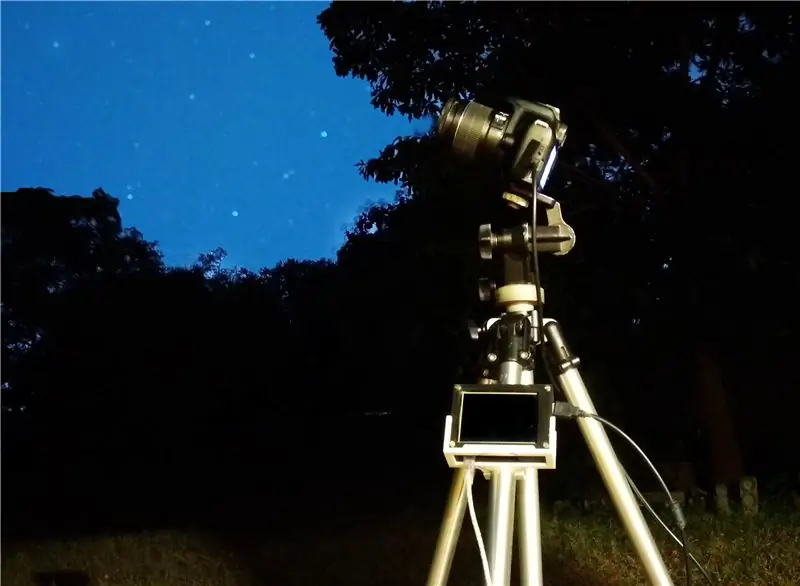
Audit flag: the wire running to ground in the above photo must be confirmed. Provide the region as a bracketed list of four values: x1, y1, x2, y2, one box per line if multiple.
[465, 461, 494, 586]
[559, 406, 716, 586]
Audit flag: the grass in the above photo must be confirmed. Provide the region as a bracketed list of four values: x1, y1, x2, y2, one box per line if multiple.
[3, 507, 799, 586]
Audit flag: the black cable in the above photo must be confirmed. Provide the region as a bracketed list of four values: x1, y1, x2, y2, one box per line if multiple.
[531, 182, 544, 361]
[627, 475, 712, 585]
[553, 402, 716, 586]
[681, 527, 693, 586]
[585, 416, 698, 586]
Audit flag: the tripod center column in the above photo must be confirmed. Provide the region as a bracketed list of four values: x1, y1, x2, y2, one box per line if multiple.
[494, 283, 541, 385]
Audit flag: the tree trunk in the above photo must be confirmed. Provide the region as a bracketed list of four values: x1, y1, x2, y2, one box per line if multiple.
[695, 344, 744, 485]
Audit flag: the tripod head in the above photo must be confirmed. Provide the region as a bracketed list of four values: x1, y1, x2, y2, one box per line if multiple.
[477, 193, 575, 310]
[436, 96, 576, 384]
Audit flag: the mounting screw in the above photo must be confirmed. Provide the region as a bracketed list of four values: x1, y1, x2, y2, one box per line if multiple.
[544, 385, 551, 392]
[542, 442, 549, 448]
[519, 351, 530, 360]
[487, 353, 498, 362]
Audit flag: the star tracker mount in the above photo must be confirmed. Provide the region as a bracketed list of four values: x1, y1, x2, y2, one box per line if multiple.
[426, 96, 677, 586]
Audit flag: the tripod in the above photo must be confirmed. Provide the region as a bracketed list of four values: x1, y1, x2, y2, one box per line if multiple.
[426, 219, 675, 586]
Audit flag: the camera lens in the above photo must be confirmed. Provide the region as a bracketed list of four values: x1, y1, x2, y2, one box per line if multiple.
[437, 99, 507, 160]
[436, 98, 465, 138]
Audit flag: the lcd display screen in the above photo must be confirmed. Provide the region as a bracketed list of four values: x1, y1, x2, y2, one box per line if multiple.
[458, 392, 539, 444]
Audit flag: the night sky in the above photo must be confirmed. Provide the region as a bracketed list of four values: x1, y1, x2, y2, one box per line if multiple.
[2, 1, 428, 269]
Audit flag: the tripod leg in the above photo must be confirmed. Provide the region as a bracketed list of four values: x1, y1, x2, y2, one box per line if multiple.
[427, 468, 469, 586]
[486, 467, 516, 586]
[544, 321, 674, 586]
[517, 468, 544, 586]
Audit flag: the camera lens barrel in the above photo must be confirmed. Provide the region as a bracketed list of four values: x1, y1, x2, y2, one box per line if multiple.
[437, 99, 507, 161]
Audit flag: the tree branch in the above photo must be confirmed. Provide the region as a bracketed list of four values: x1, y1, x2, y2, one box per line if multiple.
[583, 111, 663, 196]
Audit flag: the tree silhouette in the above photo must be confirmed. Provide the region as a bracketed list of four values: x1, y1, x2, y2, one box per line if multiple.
[0, 187, 350, 534]
[2, 188, 164, 408]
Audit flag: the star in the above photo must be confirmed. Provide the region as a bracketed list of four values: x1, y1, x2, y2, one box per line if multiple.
[320, 130, 328, 138]
[188, 93, 196, 101]
[249, 52, 256, 59]
[231, 210, 239, 217]
[52, 41, 60, 49]
[127, 194, 134, 200]
[204, 19, 212, 27]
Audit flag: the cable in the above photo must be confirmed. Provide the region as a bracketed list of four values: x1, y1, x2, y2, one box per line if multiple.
[531, 182, 545, 353]
[553, 402, 716, 586]
[628, 476, 711, 586]
[465, 460, 494, 586]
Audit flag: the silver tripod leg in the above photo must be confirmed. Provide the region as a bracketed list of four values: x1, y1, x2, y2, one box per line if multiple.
[428, 466, 546, 586]
[544, 321, 674, 586]
[486, 467, 516, 586]
[517, 468, 544, 586]
[427, 468, 468, 586]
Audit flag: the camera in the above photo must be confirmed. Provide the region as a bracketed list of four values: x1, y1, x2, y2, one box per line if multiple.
[436, 97, 567, 205]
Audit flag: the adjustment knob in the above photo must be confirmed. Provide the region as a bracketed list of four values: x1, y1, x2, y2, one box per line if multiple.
[478, 224, 494, 260]
[477, 278, 496, 302]
[467, 320, 483, 340]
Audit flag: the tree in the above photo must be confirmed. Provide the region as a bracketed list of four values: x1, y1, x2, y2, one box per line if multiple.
[1, 186, 370, 531]
[318, 2, 800, 485]
[1, 187, 164, 408]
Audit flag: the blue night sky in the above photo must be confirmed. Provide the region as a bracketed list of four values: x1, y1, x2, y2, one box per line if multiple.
[1, 1, 428, 269]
